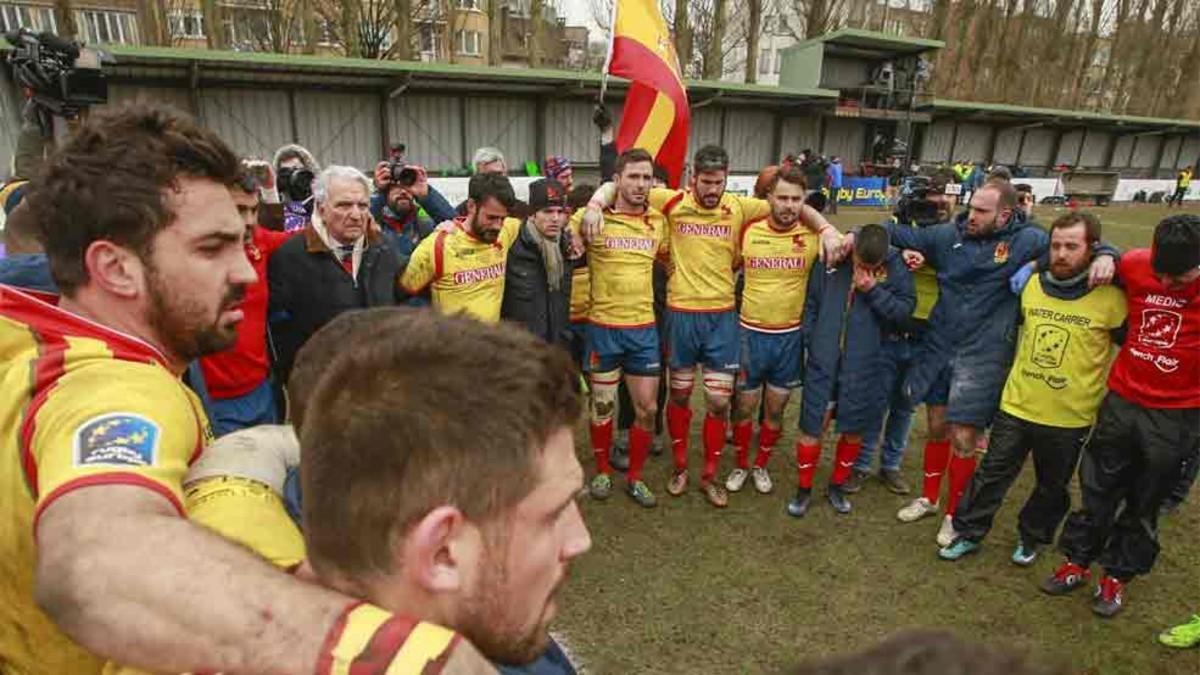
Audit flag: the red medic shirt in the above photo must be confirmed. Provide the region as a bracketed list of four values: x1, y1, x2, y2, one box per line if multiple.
[200, 226, 294, 400]
[1107, 248, 1200, 409]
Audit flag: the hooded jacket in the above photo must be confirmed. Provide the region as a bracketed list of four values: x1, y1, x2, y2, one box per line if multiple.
[272, 144, 321, 232]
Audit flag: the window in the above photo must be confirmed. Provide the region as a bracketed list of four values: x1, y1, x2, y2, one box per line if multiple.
[168, 11, 205, 39]
[456, 0, 479, 10]
[317, 17, 336, 46]
[758, 47, 771, 75]
[774, 51, 782, 74]
[761, 16, 773, 35]
[76, 9, 138, 45]
[1, 4, 56, 33]
[455, 29, 480, 56]
[418, 22, 443, 55]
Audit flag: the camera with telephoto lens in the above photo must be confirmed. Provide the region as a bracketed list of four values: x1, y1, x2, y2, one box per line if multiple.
[386, 161, 419, 188]
[4, 29, 112, 135]
[277, 166, 315, 203]
[896, 175, 960, 227]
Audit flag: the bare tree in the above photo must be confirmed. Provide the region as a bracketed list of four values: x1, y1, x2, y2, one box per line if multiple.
[744, 0, 762, 82]
[53, 0, 77, 38]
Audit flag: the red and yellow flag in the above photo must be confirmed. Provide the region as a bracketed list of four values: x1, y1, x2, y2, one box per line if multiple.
[605, 0, 690, 188]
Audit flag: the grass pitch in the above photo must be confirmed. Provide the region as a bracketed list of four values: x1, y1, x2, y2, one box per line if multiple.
[555, 203, 1200, 674]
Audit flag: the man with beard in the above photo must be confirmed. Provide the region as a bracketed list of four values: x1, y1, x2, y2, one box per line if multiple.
[583, 146, 842, 508]
[725, 166, 820, 498]
[198, 165, 294, 436]
[938, 212, 1126, 564]
[579, 148, 670, 508]
[369, 160, 455, 258]
[1043, 214, 1200, 618]
[400, 173, 521, 322]
[841, 181, 1116, 546]
[268, 166, 402, 382]
[0, 103, 473, 675]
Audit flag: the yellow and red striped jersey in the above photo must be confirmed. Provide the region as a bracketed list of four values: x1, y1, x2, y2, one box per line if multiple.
[737, 218, 820, 332]
[0, 285, 210, 675]
[582, 207, 669, 328]
[400, 217, 522, 323]
[649, 188, 771, 313]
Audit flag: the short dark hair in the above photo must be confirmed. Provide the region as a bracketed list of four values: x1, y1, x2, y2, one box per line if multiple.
[693, 145, 729, 172]
[766, 164, 807, 194]
[567, 183, 596, 212]
[27, 103, 240, 295]
[301, 308, 583, 579]
[1014, 183, 1033, 194]
[286, 308, 390, 430]
[1049, 210, 1100, 245]
[615, 148, 654, 176]
[1152, 213, 1200, 276]
[652, 163, 669, 185]
[856, 223, 890, 265]
[467, 172, 516, 209]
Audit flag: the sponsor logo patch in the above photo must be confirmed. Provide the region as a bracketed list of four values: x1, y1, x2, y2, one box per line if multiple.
[993, 241, 1010, 264]
[74, 413, 160, 468]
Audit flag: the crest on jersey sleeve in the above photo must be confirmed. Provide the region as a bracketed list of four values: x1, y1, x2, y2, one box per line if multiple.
[73, 413, 160, 468]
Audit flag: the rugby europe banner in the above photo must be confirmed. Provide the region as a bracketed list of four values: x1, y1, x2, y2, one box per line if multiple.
[605, 0, 690, 188]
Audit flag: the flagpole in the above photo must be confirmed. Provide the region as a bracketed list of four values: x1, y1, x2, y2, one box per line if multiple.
[599, 0, 618, 104]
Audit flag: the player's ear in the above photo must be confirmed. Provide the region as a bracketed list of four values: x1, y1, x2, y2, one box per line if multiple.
[403, 506, 479, 595]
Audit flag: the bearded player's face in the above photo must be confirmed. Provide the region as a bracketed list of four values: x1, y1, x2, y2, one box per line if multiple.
[768, 179, 806, 229]
[142, 177, 255, 362]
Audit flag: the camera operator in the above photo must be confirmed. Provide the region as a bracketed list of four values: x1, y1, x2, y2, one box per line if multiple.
[369, 146, 456, 257]
[272, 144, 321, 232]
[845, 171, 959, 496]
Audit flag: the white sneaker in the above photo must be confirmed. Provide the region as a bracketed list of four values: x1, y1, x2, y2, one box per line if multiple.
[752, 466, 773, 494]
[725, 468, 748, 493]
[936, 515, 959, 547]
[897, 497, 939, 523]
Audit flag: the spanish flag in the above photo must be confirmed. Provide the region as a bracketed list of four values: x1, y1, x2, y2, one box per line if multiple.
[605, 0, 690, 188]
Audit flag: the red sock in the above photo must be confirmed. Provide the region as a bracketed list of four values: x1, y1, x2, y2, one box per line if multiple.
[627, 425, 652, 483]
[922, 439, 952, 504]
[754, 425, 782, 469]
[946, 454, 978, 516]
[830, 437, 862, 485]
[795, 442, 822, 489]
[590, 420, 613, 474]
[701, 414, 726, 482]
[666, 401, 693, 471]
[733, 420, 753, 470]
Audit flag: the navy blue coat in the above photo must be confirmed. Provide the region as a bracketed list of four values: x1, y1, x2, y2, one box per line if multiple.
[800, 248, 915, 436]
[884, 211, 1048, 409]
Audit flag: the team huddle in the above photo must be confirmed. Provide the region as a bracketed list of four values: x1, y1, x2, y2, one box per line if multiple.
[424, 144, 1194, 622]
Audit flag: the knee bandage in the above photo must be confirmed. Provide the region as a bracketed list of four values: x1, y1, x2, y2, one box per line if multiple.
[669, 368, 696, 397]
[702, 370, 735, 399]
[589, 369, 621, 424]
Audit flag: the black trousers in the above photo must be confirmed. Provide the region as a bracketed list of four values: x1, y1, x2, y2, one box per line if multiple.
[1057, 392, 1200, 580]
[953, 410, 1088, 546]
[1166, 441, 1200, 506]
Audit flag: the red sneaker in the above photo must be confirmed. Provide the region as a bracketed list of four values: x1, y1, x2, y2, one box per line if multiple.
[1040, 560, 1091, 596]
[1092, 575, 1126, 618]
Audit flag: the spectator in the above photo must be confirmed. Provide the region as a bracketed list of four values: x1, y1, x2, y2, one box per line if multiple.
[272, 144, 321, 232]
[198, 166, 295, 437]
[268, 165, 401, 383]
[1015, 183, 1035, 218]
[826, 156, 844, 214]
[502, 178, 575, 348]
[988, 165, 1013, 183]
[474, 146, 508, 175]
[368, 162, 446, 259]
[1167, 166, 1192, 207]
[545, 155, 574, 192]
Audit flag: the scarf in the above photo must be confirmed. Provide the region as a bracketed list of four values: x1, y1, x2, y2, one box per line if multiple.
[311, 208, 364, 282]
[525, 219, 564, 292]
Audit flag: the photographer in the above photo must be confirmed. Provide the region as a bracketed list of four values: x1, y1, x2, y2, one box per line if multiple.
[272, 144, 321, 232]
[845, 171, 959, 497]
[369, 148, 456, 257]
